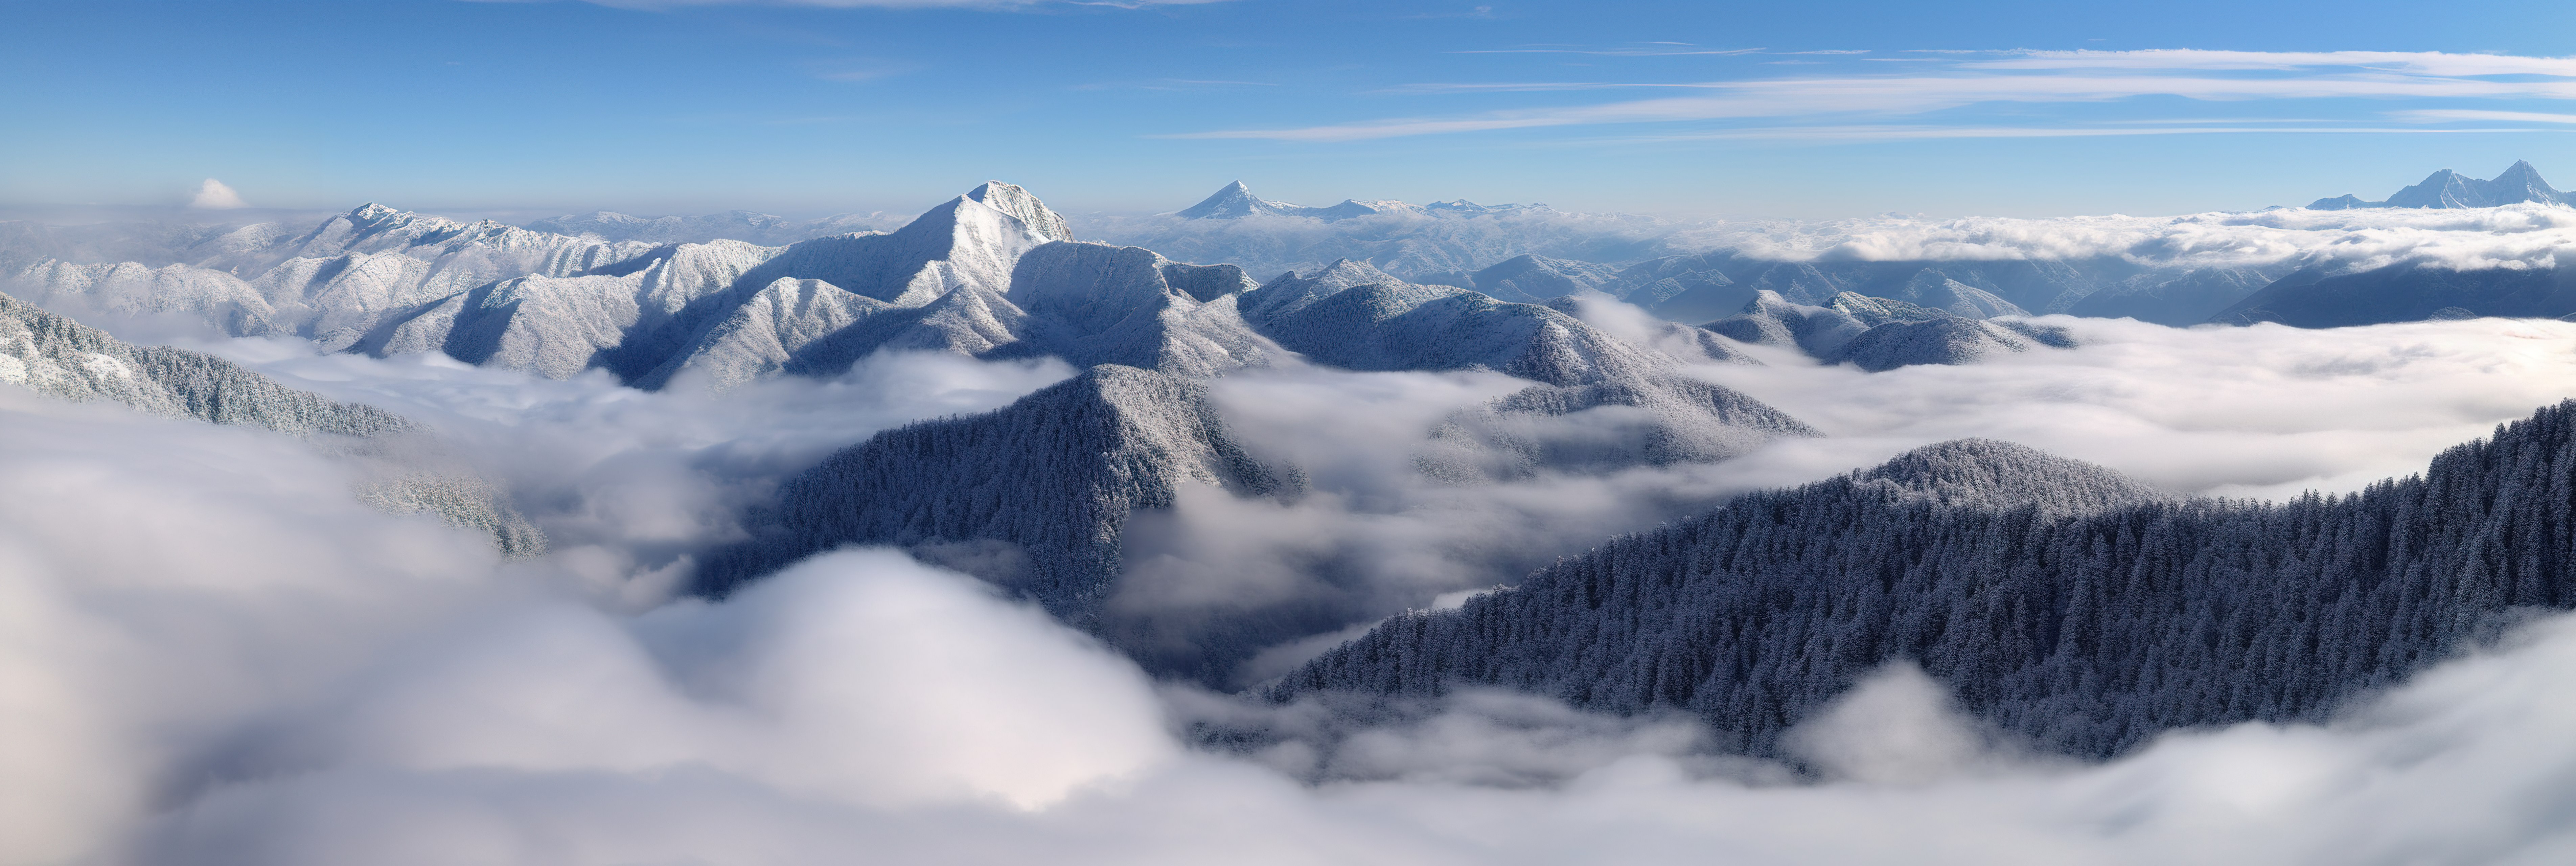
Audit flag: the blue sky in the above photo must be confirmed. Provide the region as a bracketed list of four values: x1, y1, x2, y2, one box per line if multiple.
[5, 0, 2576, 219]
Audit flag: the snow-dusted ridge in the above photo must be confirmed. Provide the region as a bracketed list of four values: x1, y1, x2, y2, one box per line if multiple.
[2308, 160, 2569, 210]
[0, 288, 543, 555]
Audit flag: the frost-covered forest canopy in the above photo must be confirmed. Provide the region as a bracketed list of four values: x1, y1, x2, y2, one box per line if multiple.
[17, 168, 2576, 865]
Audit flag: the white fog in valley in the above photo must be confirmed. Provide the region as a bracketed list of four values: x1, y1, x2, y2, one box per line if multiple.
[5, 302, 2576, 863]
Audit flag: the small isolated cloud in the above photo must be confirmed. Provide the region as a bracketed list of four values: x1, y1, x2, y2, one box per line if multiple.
[189, 179, 248, 210]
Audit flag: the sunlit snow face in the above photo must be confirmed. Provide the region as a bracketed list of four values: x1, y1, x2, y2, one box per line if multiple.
[12, 307, 2576, 864]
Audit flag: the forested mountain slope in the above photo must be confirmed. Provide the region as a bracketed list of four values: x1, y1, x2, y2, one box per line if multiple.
[0, 289, 543, 554]
[1277, 414, 2576, 760]
[695, 364, 1293, 625]
[1, 290, 411, 437]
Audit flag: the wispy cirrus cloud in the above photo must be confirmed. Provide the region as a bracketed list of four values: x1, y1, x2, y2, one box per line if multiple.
[1447, 47, 1767, 57]
[2391, 108, 2576, 124]
[1586, 124, 2570, 145]
[544, 0, 1230, 9]
[1967, 48, 2576, 76]
[1175, 49, 2576, 142]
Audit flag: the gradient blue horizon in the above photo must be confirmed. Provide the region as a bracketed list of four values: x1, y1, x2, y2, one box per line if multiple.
[4, 0, 2575, 220]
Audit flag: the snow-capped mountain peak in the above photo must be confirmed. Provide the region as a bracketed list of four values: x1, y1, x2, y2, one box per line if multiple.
[2307, 161, 2568, 210]
[967, 181, 1074, 243]
[1175, 181, 1296, 220]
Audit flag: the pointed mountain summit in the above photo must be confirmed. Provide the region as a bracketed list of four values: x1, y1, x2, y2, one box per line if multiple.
[1174, 181, 1391, 222]
[1177, 181, 1298, 220]
[2486, 159, 2561, 204]
[2308, 161, 2568, 209]
[968, 180, 1074, 243]
[696, 364, 1296, 625]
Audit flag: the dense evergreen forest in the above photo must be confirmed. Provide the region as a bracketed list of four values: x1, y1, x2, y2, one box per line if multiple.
[1276, 413, 2576, 759]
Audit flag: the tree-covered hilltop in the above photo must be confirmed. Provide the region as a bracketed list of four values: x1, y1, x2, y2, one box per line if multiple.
[1276, 413, 2576, 759]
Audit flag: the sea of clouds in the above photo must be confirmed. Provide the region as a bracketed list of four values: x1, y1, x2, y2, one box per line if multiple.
[9, 293, 2576, 863]
[1665, 202, 2576, 273]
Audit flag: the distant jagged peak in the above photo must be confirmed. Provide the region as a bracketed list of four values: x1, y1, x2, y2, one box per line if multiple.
[1174, 182, 1544, 222]
[2307, 160, 2568, 210]
[1176, 180, 1300, 220]
[335, 202, 451, 232]
[967, 180, 1074, 243]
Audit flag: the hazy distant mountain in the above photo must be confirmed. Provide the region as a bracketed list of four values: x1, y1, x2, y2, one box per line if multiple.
[2212, 261, 2576, 327]
[1276, 402, 2576, 759]
[1175, 181, 1391, 221]
[2064, 267, 2287, 326]
[1086, 183, 1669, 282]
[9, 202, 662, 348]
[1172, 181, 1550, 223]
[1708, 290, 2075, 371]
[1593, 248, 2298, 328]
[1458, 254, 1623, 303]
[2306, 161, 2569, 209]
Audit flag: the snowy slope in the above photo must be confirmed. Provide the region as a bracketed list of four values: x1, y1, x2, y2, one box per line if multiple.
[349, 239, 784, 380]
[8, 203, 672, 350]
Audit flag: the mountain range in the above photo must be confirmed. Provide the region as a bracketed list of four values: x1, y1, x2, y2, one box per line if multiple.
[15, 171, 2576, 773]
[1172, 180, 1554, 223]
[2307, 161, 2570, 210]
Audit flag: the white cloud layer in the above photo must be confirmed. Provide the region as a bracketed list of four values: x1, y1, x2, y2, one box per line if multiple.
[12, 310, 2576, 863]
[1663, 201, 2576, 270]
[1687, 314, 2576, 500]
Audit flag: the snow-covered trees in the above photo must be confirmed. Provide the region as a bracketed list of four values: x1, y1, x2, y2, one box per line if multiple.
[1277, 419, 2576, 759]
